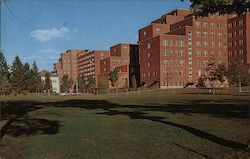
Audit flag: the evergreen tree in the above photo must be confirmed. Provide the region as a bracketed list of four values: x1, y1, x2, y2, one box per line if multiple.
[10, 56, 23, 94]
[0, 75, 12, 95]
[44, 72, 52, 95]
[29, 61, 42, 93]
[0, 51, 9, 79]
[109, 68, 119, 88]
[21, 63, 31, 92]
[0, 52, 10, 95]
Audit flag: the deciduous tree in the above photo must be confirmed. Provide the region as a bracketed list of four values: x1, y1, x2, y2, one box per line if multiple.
[109, 68, 119, 88]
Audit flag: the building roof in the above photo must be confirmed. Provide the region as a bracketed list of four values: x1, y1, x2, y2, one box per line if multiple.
[39, 70, 58, 77]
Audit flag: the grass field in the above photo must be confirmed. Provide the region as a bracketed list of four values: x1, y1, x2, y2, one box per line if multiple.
[0, 89, 249, 159]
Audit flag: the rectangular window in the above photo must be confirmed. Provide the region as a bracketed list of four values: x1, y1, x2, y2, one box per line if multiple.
[147, 43, 151, 49]
[196, 41, 201, 47]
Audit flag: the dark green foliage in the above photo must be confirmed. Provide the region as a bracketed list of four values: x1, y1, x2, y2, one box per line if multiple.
[77, 75, 87, 93]
[228, 62, 250, 86]
[21, 63, 31, 92]
[0, 75, 12, 95]
[109, 68, 119, 87]
[98, 77, 109, 89]
[60, 75, 73, 93]
[182, 0, 250, 16]
[197, 76, 206, 88]
[10, 56, 23, 94]
[0, 51, 9, 79]
[29, 62, 43, 93]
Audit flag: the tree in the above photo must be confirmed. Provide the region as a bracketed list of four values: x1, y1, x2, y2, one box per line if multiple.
[77, 75, 87, 93]
[85, 76, 96, 93]
[0, 51, 9, 79]
[60, 75, 73, 93]
[44, 72, 52, 95]
[0, 52, 10, 95]
[181, 0, 250, 16]
[205, 57, 228, 95]
[109, 68, 119, 88]
[29, 61, 42, 93]
[98, 77, 109, 89]
[228, 62, 250, 87]
[21, 63, 31, 93]
[0, 75, 11, 95]
[10, 56, 23, 94]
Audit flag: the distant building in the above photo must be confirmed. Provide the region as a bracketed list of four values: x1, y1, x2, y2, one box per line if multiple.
[54, 49, 85, 82]
[39, 70, 60, 93]
[77, 50, 110, 85]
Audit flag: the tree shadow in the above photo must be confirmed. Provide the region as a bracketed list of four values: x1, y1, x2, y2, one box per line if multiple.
[1, 101, 60, 138]
[0, 98, 248, 152]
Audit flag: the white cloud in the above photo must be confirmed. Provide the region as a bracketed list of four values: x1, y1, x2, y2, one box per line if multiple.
[31, 27, 71, 42]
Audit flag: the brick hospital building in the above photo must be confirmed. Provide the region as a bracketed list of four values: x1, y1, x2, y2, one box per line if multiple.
[139, 9, 229, 88]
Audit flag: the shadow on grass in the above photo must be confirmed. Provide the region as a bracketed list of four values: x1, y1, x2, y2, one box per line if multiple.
[0, 98, 248, 152]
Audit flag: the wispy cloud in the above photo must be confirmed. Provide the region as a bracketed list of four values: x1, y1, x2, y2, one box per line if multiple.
[31, 27, 71, 42]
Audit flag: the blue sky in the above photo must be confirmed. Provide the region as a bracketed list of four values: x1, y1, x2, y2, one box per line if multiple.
[1, 0, 190, 71]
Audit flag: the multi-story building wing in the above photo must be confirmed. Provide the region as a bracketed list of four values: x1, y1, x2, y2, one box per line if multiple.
[77, 50, 110, 85]
[228, 13, 250, 65]
[139, 9, 229, 88]
[54, 49, 83, 82]
[98, 43, 139, 88]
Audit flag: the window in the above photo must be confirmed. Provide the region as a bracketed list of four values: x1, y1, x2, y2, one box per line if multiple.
[210, 33, 214, 38]
[170, 50, 173, 56]
[148, 62, 151, 67]
[147, 43, 151, 49]
[196, 41, 201, 47]
[203, 22, 208, 28]
[210, 23, 214, 29]
[203, 51, 208, 57]
[203, 32, 208, 38]
[156, 28, 160, 32]
[210, 42, 214, 48]
[228, 32, 232, 38]
[218, 42, 222, 48]
[143, 31, 147, 36]
[217, 23, 222, 29]
[196, 51, 201, 57]
[179, 50, 184, 56]
[210, 51, 214, 57]
[218, 51, 222, 57]
[239, 40, 244, 45]
[163, 50, 168, 56]
[196, 31, 201, 38]
[195, 22, 201, 28]
[239, 30, 244, 36]
[179, 60, 184, 66]
[240, 49, 244, 55]
[163, 39, 168, 46]
[218, 33, 222, 40]
[196, 60, 201, 66]
[179, 40, 184, 47]
[174, 50, 178, 56]
[239, 20, 244, 26]
[148, 53, 151, 58]
[203, 42, 208, 48]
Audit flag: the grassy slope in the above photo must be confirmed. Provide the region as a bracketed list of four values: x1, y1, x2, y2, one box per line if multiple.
[0, 90, 249, 159]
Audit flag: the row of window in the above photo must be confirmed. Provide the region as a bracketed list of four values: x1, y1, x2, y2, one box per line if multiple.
[195, 32, 225, 39]
[163, 71, 184, 77]
[163, 81, 185, 87]
[195, 51, 226, 57]
[163, 60, 185, 66]
[162, 39, 185, 47]
[228, 30, 244, 38]
[162, 50, 184, 57]
[195, 41, 225, 48]
[141, 72, 158, 78]
[228, 20, 244, 28]
[228, 50, 245, 56]
[228, 40, 244, 48]
[195, 22, 223, 29]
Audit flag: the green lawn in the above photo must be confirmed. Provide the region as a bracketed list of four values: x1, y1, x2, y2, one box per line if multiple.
[0, 89, 249, 159]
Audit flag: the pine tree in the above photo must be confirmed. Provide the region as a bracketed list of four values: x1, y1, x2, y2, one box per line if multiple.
[10, 56, 23, 94]
[21, 63, 31, 93]
[29, 61, 42, 93]
[0, 52, 10, 95]
[0, 75, 12, 95]
[77, 75, 86, 93]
